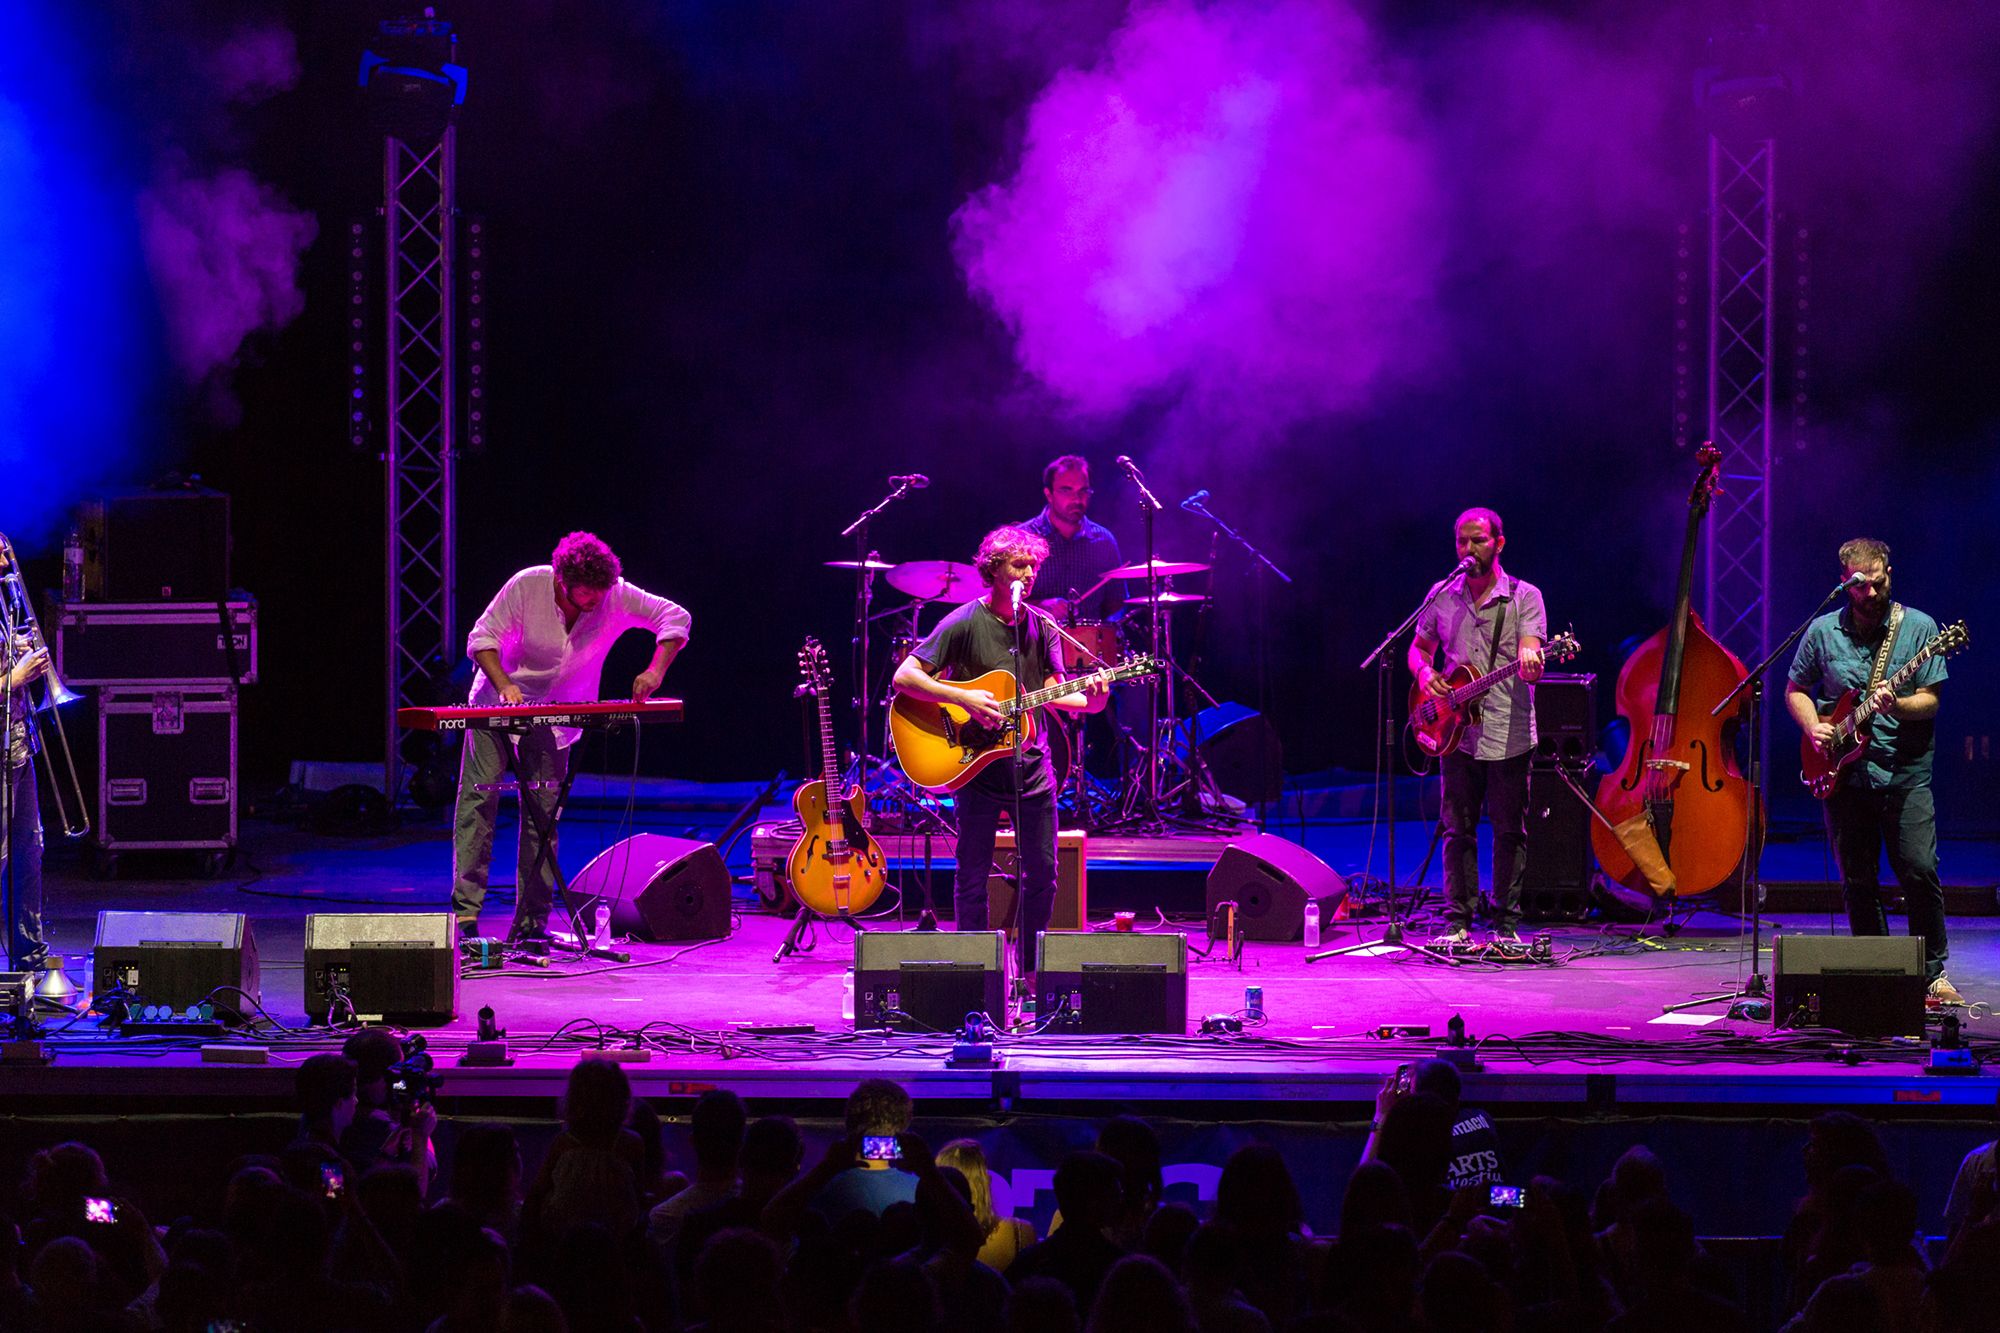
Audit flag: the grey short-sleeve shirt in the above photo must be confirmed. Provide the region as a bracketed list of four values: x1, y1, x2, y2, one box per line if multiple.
[1414, 572, 1548, 761]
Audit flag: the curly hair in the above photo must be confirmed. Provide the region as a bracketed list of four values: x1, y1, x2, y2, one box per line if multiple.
[843, 1077, 913, 1136]
[551, 531, 622, 591]
[975, 525, 1050, 585]
[1837, 537, 1890, 572]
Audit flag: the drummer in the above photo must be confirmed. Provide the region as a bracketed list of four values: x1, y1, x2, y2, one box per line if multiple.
[1021, 455, 1126, 626]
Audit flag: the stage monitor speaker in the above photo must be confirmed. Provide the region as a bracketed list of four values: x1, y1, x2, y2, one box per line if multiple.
[1174, 703, 1285, 805]
[1532, 673, 1597, 764]
[305, 913, 458, 1025]
[83, 489, 232, 602]
[854, 931, 1006, 1032]
[1205, 834, 1346, 941]
[1522, 765, 1596, 918]
[1036, 930, 1187, 1034]
[92, 911, 258, 1020]
[1773, 934, 1926, 1038]
[570, 834, 731, 942]
[987, 829, 1089, 932]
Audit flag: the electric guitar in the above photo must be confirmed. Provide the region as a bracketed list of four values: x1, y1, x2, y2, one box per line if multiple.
[889, 656, 1160, 792]
[1408, 631, 1582, 758]
[785, 638, 887, 916]
[1801, 619, 1968, 799]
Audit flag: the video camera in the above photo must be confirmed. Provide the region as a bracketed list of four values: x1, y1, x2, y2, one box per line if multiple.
[384, 1034, 443, 1113]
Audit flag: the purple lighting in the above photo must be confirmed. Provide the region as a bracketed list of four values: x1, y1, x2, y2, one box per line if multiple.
[952, 0, 1440, 428]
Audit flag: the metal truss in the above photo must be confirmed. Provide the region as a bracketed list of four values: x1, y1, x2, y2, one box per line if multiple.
[383, 128, 458, 800]
[1702, 134, 1775, 673]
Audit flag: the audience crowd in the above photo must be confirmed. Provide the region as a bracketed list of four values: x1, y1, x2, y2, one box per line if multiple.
[2, 1039, 1991, 1333]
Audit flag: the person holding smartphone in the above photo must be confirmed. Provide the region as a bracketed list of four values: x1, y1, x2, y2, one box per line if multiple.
[801, 1079, 921, 1222]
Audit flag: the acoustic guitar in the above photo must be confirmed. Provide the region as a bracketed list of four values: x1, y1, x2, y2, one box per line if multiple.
[1408, 631, 1581, 758]
[1800, 620, 1968, 799]
[889, 656, 1159, 792]
[785, 638, 887, 917]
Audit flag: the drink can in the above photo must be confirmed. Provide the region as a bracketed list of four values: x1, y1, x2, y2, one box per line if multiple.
[1244, 985, 1263, 1017]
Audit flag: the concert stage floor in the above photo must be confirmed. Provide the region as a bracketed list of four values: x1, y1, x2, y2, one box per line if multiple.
[14, 790, 2000, 1116]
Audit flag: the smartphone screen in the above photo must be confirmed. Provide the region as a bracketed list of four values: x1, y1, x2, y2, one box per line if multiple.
[860, 1135, 902, 1161]
[1488, 1184, 1525, 1209]
[83, 1197, 119, 1225]
[322, 1164, 346, 1200]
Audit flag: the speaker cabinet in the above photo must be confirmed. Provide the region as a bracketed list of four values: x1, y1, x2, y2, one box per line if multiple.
[82, 489, 232, 602]
[1205, 834, 1347, 941]
[854, 930, 1007, 1032]
[1174, 703, 1284, 805]
[987, 829, 1089, 933]
[92, 911, 258, 1019]
[1522, 765, 1596, 918]
[305, 913, 458, 1025]
[1532, 673, 1597, 764]
[1036, 931, 1187, 1033]
[1774, 934, 1926, 1038]
[569, 834, 731, 942]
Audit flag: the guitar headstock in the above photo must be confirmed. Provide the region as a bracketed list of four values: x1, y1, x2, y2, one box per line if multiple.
[796, 637, 831, 696]
[1689, 442, 1723, 517]
[1543, 630, 1582, 664]
[1932, 621, 1970, 659]
[1113, 654, 1162, 680]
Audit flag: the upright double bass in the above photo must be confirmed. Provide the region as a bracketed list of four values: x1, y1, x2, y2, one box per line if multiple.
[1592, 444, 1759, 897]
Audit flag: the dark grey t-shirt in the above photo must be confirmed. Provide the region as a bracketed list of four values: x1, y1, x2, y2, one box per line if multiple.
[911, 597, 1067, 795]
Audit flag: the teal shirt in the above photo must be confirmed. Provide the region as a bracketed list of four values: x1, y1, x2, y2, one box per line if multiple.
[1787, 604, 1948, 790]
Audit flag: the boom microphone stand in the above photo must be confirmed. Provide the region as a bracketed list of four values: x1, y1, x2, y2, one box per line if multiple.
[1663, 573, 1858, 1017]
[1309, 560, 1474, 966]
[838, 476, 925, 793]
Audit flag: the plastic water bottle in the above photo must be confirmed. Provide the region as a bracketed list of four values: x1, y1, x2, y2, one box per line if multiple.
[841, 969, 856, 1022]
[592, 902, 611, 950]
[1303, 900, 1322, 950]
[62, 527, 84, 602]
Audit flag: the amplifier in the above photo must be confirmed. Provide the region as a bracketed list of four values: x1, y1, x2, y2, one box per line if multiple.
[987, 828, 1089, 931]
[1773, 934, 1926, 1038]
[305, 913, 459, 1025]
[1533, 673, 1596, 763]
[92, 911, 258, 1019]
[55, 599, 257, 686]
[854, 930, 1007, 1032]
[82, 490, 232, 602]
[1522, 764, 1596, 917]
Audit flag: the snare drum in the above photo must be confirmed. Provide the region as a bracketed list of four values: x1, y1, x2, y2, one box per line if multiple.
[1064, 619, 1121, 667]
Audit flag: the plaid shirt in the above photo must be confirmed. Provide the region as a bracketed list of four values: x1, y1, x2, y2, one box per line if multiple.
[1021, 509, 1125, 621]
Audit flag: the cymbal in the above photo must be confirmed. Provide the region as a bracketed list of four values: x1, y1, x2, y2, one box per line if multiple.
[888, 560, 984, 600]
[1104, 557, 1210, 579]
[1123, 591, 1210, 606]
[825, 558, 896, 571]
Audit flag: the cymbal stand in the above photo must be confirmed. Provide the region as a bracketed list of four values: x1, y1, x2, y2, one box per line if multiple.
[838, 480, 922, 800]
[1308, 568, 1467, 966]
[1181, 493, 1293, 826]
[1102, 457, 1178, 831]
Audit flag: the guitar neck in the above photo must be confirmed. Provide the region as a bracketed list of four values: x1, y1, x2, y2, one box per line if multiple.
[815, 693, 845, 829]
[1450, 659, 1525, 705]
[1012, 663, 1139, 714]
[1846, 637, 1942, 732]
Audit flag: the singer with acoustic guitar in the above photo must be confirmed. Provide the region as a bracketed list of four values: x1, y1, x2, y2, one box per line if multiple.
[1407, 507, 1547, 949]
[1785, 537, 1960, 1005]
[891, 526, 1108, 990]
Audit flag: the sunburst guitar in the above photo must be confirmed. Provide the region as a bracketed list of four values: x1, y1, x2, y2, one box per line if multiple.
[785, 638, 887, 917]
[1408, 631, 1582, 758]
[889, 655, 1161, 792]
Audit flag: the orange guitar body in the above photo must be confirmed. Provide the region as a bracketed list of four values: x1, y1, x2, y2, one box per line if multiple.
[785, 778, 887, 917]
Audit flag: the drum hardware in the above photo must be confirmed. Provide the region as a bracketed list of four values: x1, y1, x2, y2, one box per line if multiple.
[886, 560, 982, 602]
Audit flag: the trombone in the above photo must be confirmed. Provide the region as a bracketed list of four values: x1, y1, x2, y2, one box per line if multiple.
[0, 533, 91, 837]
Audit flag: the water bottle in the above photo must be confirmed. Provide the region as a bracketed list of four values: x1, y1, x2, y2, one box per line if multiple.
[1303, 900, 1322, 950]
[841, 969, 856, 1022]
[592, 902, 611, 950]
[62, 527, 85, 602]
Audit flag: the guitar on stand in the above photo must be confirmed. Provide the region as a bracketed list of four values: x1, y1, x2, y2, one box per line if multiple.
[777, 639, 887, 962]
[1801, 621, 1969, 798]
[1408, 631, 1582, 757]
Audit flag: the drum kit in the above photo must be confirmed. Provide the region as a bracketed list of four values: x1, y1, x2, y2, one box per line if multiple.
[823, 548, 1238, 834]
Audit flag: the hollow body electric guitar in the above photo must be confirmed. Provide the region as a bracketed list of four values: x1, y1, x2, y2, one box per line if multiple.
[1409, 632, 1581, 757]
[1800, 621, 1969, 799]
[785, 638, 887, 917]
[889, 656, 1160, 793]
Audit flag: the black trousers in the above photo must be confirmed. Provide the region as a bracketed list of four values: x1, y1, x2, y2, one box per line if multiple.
[1440, 749, 1531, 931]
[1825, 783, 1947, 980]
[3, 755, 46, 970]
[953, 758, 1058, 977]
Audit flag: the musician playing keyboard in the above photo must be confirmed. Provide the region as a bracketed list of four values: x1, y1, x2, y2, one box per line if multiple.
[452, 531, 691, 943]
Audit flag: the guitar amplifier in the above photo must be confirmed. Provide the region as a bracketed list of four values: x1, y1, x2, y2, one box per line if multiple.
[1522, 764, 1596, 918]
[1533, 673, 1596, 763]
[987, 829, 1088, 931]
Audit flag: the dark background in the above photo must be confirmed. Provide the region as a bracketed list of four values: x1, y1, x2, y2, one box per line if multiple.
[13, 0, 1998, 822]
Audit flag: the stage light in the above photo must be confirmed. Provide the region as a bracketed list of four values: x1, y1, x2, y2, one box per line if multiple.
[358, 16, 468, 145]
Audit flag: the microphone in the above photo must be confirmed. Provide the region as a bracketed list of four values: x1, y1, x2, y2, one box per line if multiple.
[1451, 555, 1476, 579]
[889, 474, 929, 489]
[1011, 579, 1026, 616]
[1839, 570, 1868, 590]
[1180, 489, 1210, 511]
[1114, 455, 1143, 481]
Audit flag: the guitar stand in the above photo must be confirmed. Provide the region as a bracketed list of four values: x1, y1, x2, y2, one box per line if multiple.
[509, 731, 632, 965]
[774, 904, 864, 964]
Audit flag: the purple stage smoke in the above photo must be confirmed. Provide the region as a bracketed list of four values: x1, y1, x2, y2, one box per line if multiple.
[952, 0, 1440, 427]
[139, 157, 317, 395]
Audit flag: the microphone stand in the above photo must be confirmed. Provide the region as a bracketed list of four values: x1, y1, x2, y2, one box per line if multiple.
[1182, 495, 1292, 826]
[1663, 577, 1850, 1017]
[838, 480, 920, 801]
[1120, 461, 1168, 830]
[1309, 567, 1469, 966]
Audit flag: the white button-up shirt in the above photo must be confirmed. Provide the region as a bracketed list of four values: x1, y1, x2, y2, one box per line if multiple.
[465, 565, 691, 749]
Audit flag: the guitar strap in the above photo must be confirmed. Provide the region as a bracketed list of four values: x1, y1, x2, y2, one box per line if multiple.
[1866, 603, 1904, 692]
